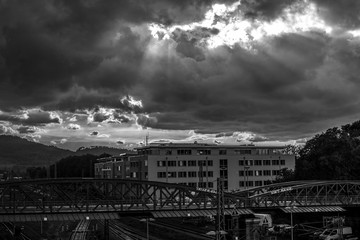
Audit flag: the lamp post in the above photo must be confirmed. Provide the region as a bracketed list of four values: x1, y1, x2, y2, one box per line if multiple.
[140, 218, 154, 240]
[285, 206, 296, 240]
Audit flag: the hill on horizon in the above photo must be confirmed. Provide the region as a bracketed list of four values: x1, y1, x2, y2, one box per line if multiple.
[0, 135, 132, 168]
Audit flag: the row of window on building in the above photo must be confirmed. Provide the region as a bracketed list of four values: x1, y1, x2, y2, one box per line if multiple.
[178, 182, 215, 188]
[174, 180, 275, 189]
[141, 149, 284, 156]
[239, 180, 273, 187]
[239, 169, 281, 176]
[239, 159, 285, 166]
[157, 160, 213, 167]
[157, 171, 214, 178]
[156, 159, 286, 167]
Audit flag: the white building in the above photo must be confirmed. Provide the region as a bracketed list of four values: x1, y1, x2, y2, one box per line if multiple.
[135, 143, 295, 191]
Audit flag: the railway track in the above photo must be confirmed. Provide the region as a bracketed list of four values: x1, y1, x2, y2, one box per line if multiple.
[70, 220, 90, 240]
[150, 220, 213, 240]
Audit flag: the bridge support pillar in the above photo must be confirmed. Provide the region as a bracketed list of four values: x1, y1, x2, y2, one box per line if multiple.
[245, 219, 260, 240]
[104, 219, 109, 240]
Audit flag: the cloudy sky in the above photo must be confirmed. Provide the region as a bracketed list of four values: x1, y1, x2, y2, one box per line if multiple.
[1, 0, 360, 150]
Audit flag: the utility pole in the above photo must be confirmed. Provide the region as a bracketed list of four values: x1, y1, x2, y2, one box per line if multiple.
[216, 178, 226, 240]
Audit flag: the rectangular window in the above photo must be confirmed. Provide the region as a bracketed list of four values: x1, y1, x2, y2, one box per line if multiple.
[197, 150, 211, 155]
[263, 170, 271, 176]
[235, 149, 252, 155]
[130, 162, 139, 167]
[220, 169, 228, 178]
[246, 181, 254, 187]
[117, 166, 121, 171]
[224, 181, 228, 190]
[219, 150, 227, 155]
[188, 160, 197, 166]
[157, 172, 166, 178]
[177, 149, 192, 155]
[263, 160, 271, 166]
[254, 160, 262, 166]
[198, 160, 207, 166]
[239, 170, 244, 176]
[208, 182, 214, 188]
[188, 182, 197, 187]
[239, 160, 244, 166]
[178, 171, 187, 178]
[207, 160, 213, 166]
[207, 171, 213, 177]
[220, 159, 228, 168]
[246, 170, 253, 176]
[272, 170, 280, 176]
[144, 160, 148, 167]
[280, 159, 285, 165]
[198, 182, 207, 188]
[255, 181, 263, 187]
[245, 160, 253, 166]
[264, 180, 272, 185]
[178, 160, 187, 167]
[272, 160, 280, 165]
[239, 181, 245, 187]
[255, 170, 262, 176]
[157, 161, 166, 167]
[198, 171, 207, 177]
[165, 150, 172, 155]
[257, 149, 269, 155]
[167, 161, 177, 167]
[168, 172, 176, 178]
[188, 171, 197, 178]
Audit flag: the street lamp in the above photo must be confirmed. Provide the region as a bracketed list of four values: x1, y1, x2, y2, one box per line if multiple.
[285, 205, 297, 240]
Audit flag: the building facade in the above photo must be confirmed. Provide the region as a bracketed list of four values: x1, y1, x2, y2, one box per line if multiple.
[94, 143, 295, 191]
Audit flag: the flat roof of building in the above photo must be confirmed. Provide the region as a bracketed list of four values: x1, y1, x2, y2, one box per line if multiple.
[136, 143, 287, 150]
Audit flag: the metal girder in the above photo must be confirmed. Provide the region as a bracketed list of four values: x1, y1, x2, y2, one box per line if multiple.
[245, 180, 360, 207]
[0, 178, 237, 216]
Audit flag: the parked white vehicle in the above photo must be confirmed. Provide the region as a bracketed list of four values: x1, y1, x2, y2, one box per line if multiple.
[319, 227, 353, 240]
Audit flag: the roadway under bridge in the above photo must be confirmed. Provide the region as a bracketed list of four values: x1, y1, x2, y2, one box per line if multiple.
[0, 179, 359, 222]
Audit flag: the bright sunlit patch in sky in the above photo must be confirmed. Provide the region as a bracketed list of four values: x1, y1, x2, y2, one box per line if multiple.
[148, 0, 332, 49]
[349, 29, 360, 37]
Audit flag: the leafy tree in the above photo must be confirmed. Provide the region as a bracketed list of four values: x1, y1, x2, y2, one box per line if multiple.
[296, 120, 360, 180]
[275, 168, 295, 182]
[50, 154, 99, 178]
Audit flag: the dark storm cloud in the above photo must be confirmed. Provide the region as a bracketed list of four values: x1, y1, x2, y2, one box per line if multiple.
[17, 126, 37, 134]
[1, 0, 360, 144]
[93, 113, 110, 123]
[136, 114, 158, 129]
[139, 29, 360, 140]
[241, 0, 297, 20]
[0, 109, 60, 126]
[90, 131, 99, 136]
[311, 0, 360, 29]
[113, 114, 131, 123]
[0, 0, 224, 112]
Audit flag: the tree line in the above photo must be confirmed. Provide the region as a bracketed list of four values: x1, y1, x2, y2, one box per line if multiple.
[277, 120, 360, 181]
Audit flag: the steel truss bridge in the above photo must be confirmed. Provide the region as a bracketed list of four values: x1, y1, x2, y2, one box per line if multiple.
[0, 179, 360, 220]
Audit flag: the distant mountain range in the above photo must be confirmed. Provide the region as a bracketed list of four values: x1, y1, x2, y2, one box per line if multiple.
[0, 135, 133, 168]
